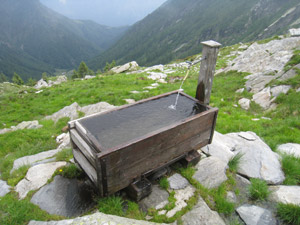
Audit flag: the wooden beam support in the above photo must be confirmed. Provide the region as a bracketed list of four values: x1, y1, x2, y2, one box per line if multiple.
[196, 40, 221, 105]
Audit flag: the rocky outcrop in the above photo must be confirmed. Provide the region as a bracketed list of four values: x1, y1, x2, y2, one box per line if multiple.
[34, 76, 67, 89]
[225, 37, 300, 74]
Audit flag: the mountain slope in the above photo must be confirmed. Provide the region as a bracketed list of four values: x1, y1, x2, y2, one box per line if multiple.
[0, 0, 127, 80]
[88, 0, 300, 69]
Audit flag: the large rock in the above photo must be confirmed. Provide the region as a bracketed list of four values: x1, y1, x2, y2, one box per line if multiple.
[180, 196, 226, 225]
[269, 186, 300, 205]
[49, 75, 68, 86]
[277, 143, 300, 158]
[201, 131, 235, 164]
[80, 102, 115, 116]
[270, 85, 291, 97]
[193, 156, 228, 189]
[168, 173, 189, 190]
[44, 102, 81, 122]
[11, 149, 62, 173]
[16, 162, 66, 199]
[111, 61, 139, 73]
[225, 37, 300, 74]
[236, 204, 277, 225]
[31, 175, 96, 218]
[139, 185, 169, 211]
[0, 180, 11, 197]
[145, 64, 164, 72]
[29, 211, 169, 225]
[225, 132, 285, 184]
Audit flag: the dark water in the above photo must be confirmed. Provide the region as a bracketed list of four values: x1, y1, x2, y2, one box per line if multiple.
[79, 93, 207, 150]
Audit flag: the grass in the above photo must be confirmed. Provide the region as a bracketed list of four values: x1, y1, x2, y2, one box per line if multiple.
[249, 178, 270, 201]
[159, 177, 169, 190]
[98, 196, 145, 220]
[281, 154, 300, 185]
[277, 203, 300, 225]
[0, 193, 63, 225]
[228, 152, 243, 173]
[55, 148, 73, 162]
[284, 50, 300, 72]
[56, 164, 85, 179]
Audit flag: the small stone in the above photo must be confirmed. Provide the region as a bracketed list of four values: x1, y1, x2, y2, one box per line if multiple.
[236, 204, 277, 225]
[84, 75, 96, 80]
[277, 143, 300, 158]
[261, 117, 271, 120]
[61, 125, 69, 133]
[147, 72, 167, 81]
[143, 86, 156, 90]
[167, 173, 189, 190]
[252, 118, 260, 121]
[296, 87, 300, 92]
[0, 180, 11, 197]
[158, 210, 167, 215]
[193, 157, 228, 189]
[151, 83, 159, 87]
[269, 185, 300, 205]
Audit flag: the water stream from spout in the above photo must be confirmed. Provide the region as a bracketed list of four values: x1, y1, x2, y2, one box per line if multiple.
[168, 57, 205, 110]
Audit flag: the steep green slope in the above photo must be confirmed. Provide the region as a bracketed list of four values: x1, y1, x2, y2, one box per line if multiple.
[0, 0, 128, 80]
[88, 0, 300, 69]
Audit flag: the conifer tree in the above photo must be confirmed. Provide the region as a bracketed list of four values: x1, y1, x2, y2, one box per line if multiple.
[78, 61, 89, 78]
[0, 73, 7, 83]
[12, 72, 24, 85]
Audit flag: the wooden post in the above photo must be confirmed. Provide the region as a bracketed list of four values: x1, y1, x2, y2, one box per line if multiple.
[196, 40, 221, 105]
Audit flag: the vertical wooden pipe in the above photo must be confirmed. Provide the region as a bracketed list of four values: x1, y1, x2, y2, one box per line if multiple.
[196, 40, 221, 105]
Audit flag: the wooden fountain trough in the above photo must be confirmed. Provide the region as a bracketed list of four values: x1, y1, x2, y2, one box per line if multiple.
[68, 40, 221, 200]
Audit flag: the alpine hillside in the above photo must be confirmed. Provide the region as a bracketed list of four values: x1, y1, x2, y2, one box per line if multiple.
[0, 0, 128, 81]
[88, 0, 300, 70]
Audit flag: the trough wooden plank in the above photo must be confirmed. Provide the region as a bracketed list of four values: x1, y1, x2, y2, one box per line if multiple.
[73, 147, 98, 184]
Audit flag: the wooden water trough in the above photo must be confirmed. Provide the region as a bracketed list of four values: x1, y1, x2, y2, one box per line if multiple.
[68, 41, 221, 200]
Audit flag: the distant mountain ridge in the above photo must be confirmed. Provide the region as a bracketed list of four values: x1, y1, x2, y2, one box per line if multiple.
[88, 0, 300, 70]
[0, 0, 128, 80]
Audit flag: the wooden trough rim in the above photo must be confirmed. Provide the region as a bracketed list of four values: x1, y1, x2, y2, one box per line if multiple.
[69, 90, 218, 156]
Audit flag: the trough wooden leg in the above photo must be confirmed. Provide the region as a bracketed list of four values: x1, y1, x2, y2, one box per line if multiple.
[125, 178, 152, 201]
[180, 150, 201, 168]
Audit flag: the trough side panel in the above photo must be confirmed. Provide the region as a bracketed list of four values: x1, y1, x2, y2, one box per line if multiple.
[103, 111, 216, 194]
[70, 129, 97, 168]
[73, 147, 98, 185]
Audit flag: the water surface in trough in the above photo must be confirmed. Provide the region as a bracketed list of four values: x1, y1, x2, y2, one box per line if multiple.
[79, 93, 207, 150]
